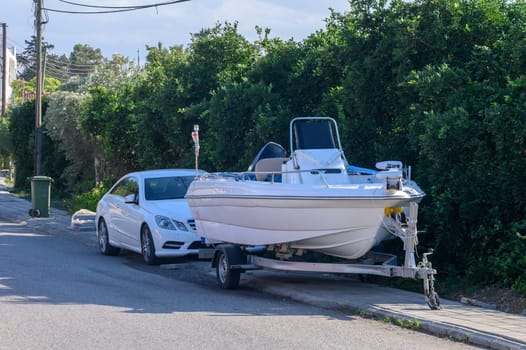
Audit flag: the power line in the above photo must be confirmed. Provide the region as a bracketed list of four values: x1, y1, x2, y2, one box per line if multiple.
[57, 0, 188, 9]
[44, 0, 191, 14]
[18, 54, 97, 69]
[7, 36, 25, 50]
[21, 64, 83, 82]
[46, 56, 101, 69]
[21, 53, 120, 78]
[44, 7, 137, 14]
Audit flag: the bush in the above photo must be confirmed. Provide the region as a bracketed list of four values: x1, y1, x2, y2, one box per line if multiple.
[487, 223, 526, 296]
[64, 180, 112, 214]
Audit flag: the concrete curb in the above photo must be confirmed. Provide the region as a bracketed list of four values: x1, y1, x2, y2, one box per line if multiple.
[362, 306, 526, 350]
[245, 275, 526, 350]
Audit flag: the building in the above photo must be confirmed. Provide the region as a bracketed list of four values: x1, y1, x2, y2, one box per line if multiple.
[1, 44, 17, 115]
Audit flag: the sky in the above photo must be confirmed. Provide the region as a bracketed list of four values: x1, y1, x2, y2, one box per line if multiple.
[2, 0, 350, 63]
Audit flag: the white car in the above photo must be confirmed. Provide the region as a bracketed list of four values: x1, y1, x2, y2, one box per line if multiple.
[95, 169, 205, 264]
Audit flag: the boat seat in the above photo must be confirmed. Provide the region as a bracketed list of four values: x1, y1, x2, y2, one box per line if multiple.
[255, 157, 288, 181]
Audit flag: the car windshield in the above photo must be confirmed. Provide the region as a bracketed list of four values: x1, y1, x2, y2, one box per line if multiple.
[144, 176, 194, 200]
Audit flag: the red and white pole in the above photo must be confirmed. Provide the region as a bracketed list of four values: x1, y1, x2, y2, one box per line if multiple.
[192, 124, 200, 177]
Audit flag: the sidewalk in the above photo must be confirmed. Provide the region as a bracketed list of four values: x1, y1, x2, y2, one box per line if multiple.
[244, 272, 526, 349]
[0, 180, 525, 349]
[0, 179, 96, 244]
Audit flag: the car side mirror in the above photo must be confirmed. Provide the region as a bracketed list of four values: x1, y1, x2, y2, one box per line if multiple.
[124, 194, 138, 204]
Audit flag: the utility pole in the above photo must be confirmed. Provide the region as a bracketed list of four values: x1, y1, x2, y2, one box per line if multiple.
[34, 0, 43, 175]
[1, 22, 6, 116]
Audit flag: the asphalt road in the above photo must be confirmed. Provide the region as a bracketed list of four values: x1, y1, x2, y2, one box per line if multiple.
[0, 203, 478, 349]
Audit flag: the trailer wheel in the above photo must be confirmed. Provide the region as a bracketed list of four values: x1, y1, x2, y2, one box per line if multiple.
[216, 248, 241, 289]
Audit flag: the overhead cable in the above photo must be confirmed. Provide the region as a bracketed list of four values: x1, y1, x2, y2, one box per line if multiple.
[57, 0, 188, 9]
[46, 56, 102, 68]
[44, 0, 190, 14]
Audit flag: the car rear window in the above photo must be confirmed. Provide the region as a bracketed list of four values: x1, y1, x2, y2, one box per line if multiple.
[144, 176, 194, 200]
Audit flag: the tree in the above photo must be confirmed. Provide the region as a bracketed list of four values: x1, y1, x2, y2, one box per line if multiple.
[8, 99, 68, 191]
[68, 44, 104, 77]
[17, 36, 55, 81]
[184, 22, 257, 99]
[387, 0, 526, 288]
[71, 54, 141, 181]
[206, 80, 286, 170]
[131, 23, 261, 171]
[0, 116, 11, 169]
[9, 101, 35, 188]
[132, 45, 189, 169]
[45, 92, 96, 191]
[80, 84, 139, 181]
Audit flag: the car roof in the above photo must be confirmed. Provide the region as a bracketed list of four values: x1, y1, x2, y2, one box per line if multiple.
[125, 169, 204, 179]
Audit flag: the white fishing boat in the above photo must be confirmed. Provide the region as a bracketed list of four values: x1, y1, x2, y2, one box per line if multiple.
[187, 117, 440, 309]
[186, 117, 424, 259]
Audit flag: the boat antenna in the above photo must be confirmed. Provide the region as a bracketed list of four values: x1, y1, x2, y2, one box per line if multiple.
[192, 124, 200, 177]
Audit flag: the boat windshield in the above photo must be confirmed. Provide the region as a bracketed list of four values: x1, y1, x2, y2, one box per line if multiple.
[294, 120, 336, 149]
[144, 176, 194, 200]
[290, 117, 343, 152]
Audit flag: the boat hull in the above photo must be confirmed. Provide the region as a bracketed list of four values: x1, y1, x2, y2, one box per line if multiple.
[187, 180, 423, 259]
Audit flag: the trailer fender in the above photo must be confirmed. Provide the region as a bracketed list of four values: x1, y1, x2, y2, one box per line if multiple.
[212, 244, 246, 268]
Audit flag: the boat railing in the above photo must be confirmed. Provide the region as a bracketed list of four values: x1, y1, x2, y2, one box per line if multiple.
[199, 166, 413, 189]
[199, 168, 357, 185]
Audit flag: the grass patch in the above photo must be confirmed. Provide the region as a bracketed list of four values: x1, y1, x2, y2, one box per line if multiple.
[382, 316, 422, 330]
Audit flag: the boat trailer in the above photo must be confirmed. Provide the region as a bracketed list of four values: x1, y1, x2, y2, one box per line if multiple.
[208, 203, 441, 310]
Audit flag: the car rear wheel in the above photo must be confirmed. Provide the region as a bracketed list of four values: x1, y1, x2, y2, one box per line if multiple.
[98, 218, 121, 256]
[141, 225, 159, 265]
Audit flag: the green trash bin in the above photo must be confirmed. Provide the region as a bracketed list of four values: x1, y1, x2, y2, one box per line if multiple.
[29, 176, 53, 217]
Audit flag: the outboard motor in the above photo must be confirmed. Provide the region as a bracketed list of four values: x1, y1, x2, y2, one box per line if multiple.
[247, 142, 287, 172]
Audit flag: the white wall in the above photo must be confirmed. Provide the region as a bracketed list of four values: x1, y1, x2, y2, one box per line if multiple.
[1, 46, 17, 113]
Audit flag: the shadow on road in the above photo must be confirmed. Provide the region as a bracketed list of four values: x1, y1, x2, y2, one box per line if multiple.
[0, 193, 353, 321]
